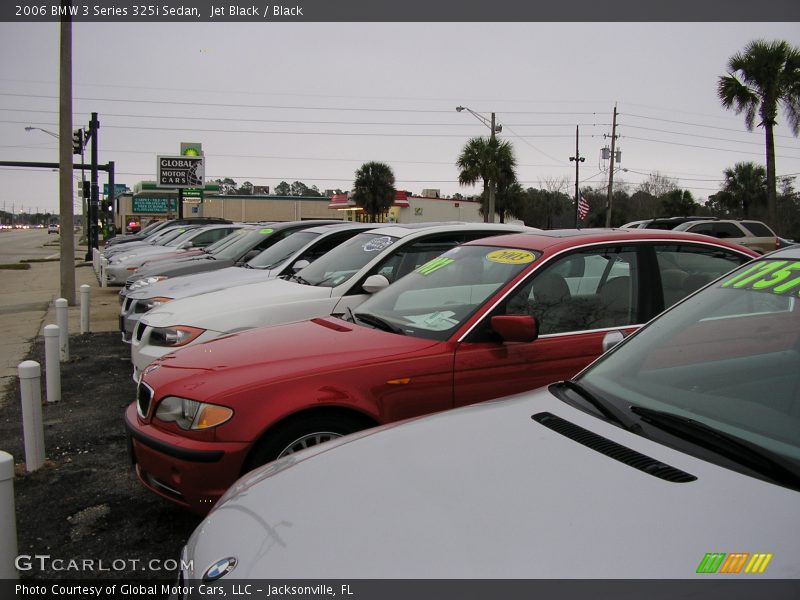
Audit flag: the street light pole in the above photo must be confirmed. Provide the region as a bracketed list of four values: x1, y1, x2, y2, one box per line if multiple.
[456, 106, 502, 223]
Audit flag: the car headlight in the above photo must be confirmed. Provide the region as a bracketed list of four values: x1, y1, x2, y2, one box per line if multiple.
[141, 297, 173, 311]
[155, 396, 233, 430]
[149, 325, 205, 347]
[131, 275, 169, 290]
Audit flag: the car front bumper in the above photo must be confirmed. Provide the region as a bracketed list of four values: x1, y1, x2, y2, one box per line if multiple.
[124, 403, 251, 514]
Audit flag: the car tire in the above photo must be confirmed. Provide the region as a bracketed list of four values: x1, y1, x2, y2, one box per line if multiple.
[243, 412, 370, 472]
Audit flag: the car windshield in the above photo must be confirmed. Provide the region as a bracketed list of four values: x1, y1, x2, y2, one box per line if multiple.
[164, 228, 200, 247]
[353, 244, 539, 341]
[295, 232, 400, 288]
[203, 228, 248, 254]
[580, 257, 800, 464]
[210, 226, 276, 259]
[247, 231, 319, 269]
[153, 228, 192, 245]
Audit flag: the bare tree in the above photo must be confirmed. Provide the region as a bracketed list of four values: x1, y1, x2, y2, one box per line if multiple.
[637, 172, 679, 197]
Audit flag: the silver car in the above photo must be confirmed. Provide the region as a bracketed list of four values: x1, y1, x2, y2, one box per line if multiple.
[180, 246, 800, 579]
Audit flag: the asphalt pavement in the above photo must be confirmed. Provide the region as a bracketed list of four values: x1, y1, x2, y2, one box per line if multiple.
[0, 231, 121, 401]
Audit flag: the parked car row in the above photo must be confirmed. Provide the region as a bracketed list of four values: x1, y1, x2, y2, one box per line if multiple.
[101, 219, 799, 578]
[622, 216, 780, 254]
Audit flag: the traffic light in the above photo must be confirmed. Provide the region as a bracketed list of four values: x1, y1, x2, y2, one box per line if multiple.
[72, 129, 84, 155]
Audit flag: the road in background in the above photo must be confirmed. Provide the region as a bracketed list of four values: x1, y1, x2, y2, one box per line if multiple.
[0, 229, 119, 400]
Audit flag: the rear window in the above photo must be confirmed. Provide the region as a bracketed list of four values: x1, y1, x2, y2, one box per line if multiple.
[741, 221, 776, 237]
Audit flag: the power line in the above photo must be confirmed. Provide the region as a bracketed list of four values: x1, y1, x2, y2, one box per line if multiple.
[624, 112, 799, 140]
[623, 135, 800, 159]
[623, 124, 799, 151]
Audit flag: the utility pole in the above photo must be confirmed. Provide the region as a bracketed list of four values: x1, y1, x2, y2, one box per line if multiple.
[570, 125, 586, 228]
[604, 105, 618, 228]
[487, 112, 497, 223]
[59, 5, 76, 305]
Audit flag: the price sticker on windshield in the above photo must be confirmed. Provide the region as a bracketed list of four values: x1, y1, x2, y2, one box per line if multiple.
[416, 257, 454, 276]
[259, 228, 274, 235]
[486, 249, 535, 265]
[363, 236, 394, 252]
[721, 260, 800, 295]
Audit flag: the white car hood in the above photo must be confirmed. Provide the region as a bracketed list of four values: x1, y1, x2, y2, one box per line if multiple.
[127, 266, 275, 301]
[141, 277, 334, 332]
[186, 390, 800, 579]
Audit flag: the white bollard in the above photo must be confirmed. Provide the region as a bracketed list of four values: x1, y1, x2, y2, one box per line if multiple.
[80, 284, 91, 334]
[0, 451, 19, 580]
[18, 361, 45, 472]
[100, 257, 108, 288]
[55, 297, 69, 362]
[43, 325, 61, 403]
[92, 247, 100, 273]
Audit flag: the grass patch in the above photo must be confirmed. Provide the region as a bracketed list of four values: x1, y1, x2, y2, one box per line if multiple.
[21, 258, 60, 263]
[0, 263, 31, 270]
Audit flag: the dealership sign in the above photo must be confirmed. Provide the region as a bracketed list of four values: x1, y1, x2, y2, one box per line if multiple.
[132, 197, 178, 213]
[157, 155, 205, 188]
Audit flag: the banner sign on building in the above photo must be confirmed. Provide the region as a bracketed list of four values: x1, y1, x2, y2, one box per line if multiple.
[157, 155, 205, 188]
[132, 197, 178, 213]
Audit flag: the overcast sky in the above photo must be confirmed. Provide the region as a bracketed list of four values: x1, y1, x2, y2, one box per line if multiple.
[1, 20, 799, 216]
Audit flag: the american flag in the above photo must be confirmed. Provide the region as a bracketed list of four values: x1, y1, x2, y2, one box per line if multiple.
[578, 195, 590, 220]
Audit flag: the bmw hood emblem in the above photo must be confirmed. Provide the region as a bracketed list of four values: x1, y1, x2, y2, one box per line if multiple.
[203, 557, 237, 581]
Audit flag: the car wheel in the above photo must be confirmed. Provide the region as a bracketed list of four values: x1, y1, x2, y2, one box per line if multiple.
[243, 413, 370, 471]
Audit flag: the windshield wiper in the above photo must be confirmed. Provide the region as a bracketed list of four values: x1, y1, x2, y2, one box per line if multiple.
[290, 273, 311, 285]
[559, 380, 641, 432]
[629, 406, 800, 491]
[353, 312, 405, 335]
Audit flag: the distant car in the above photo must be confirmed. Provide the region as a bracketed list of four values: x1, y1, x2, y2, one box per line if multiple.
[47, 223, 59, 234]
[621, 216, 717, 230]
[125, 228, 755, 513]
[104, 224, 243, 285]
[104, 217, 233, 248]
[673, 219, 779, 255]
[118, 222, 376, 343]
[177, 244, 800, 579]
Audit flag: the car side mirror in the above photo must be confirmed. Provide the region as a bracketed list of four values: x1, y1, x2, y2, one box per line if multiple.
[292, 259, 310, 273]
[178, 241, 193, 249]
[491, 315, 538, 343]
[601, 330, 627, 353]
[363, 274, 390, 294]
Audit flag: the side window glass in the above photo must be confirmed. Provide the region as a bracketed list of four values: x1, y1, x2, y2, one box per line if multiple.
[503, 246, 638, 334]
[655, 245, 750, 308]
[712, 223, 744, 239]
[368, 233, 466, 284]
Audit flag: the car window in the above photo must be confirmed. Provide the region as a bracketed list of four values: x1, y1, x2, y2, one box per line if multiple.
[187, 227, 238, 247]
[297, 232, 400, 288]
[711, 222, 745, 239]
[581, 258, 800, 462]
[499, 245, 639, 335]
[655, 245, 751, 309]
[360, 231, 503, 291]
[355, 244, 538, 341]
[247, 231, 319, 269]
[741, 221, 775, 237]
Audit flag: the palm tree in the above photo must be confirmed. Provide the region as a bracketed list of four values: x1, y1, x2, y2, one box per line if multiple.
[718, 39, 800, 229]
[456, 137, 517, 222]
[352, 162, 396, 222]
[718, 162, 768, 218]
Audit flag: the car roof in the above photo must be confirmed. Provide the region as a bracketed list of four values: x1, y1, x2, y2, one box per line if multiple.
[301, 222, 382, 235]
[461, 227, 760, 254]
[363, 222, 531, 239]
[765, 245, 800, 259]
